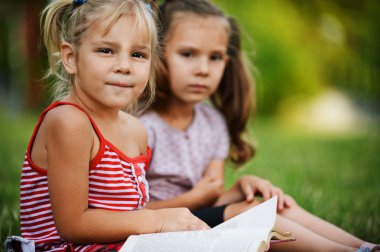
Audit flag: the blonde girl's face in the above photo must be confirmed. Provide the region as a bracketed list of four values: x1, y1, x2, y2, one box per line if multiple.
[63, 14, 152, 111]
[164, 14, 229, 105]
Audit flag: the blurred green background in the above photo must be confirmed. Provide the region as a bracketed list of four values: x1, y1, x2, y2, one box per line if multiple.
[1, 0, 379, 247]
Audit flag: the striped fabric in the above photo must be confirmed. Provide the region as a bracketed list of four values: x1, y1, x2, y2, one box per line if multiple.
[20, 102, 151, 251]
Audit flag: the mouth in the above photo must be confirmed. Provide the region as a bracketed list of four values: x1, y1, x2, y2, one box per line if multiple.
[107, 82, 134, 88]
[188, 84, 208, 91]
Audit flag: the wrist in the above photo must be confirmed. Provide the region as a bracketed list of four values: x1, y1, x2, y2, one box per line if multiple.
[153, 209, 164, 233]
[184, 190, 201, 209]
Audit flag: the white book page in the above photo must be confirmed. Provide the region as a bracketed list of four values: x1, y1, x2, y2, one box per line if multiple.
[120, 229, 267, 252]
[119, 196, 278, 252]
[214, 196, 277, 230]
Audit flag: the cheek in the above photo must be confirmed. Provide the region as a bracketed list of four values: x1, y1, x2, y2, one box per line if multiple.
[212, 64, 227, 81]
[167, 54, 188, 73]
[168, 61, 190, 84]
[138, 62, 152, 81]
[168, 69, 185, 88]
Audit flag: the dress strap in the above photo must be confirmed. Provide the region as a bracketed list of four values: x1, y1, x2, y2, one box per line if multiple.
[43, 101, 104, 139]
[27, 101, 105, 164]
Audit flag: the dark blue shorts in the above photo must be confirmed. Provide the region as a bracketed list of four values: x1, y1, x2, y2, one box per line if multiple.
[191, 205, 227, 227]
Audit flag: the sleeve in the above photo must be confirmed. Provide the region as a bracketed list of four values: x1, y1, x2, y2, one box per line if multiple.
[139, 114, 156, 171]
[211, 111, 230, 161]
[145, 125, 156, 150]
[138, 114, 156, 150]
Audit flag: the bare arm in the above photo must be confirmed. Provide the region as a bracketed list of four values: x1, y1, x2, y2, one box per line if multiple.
[215, 175, 291, 210]
[45, 109, 208, 244]
[146, 160, 225, 210]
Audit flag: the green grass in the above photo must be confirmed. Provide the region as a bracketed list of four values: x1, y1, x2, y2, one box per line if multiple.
[1, 112, 379, 248]
[226, 118, 380, 242]
[0, 111, 36, 248]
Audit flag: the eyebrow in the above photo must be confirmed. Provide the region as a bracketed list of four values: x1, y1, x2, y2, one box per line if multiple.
[133, 45, 151, 51]
[92, 40, 151, 50]
[176, 44, 227, 53]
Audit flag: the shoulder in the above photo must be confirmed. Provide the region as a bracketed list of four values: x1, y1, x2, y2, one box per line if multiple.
[137, 111, 164, 148]
[139, 110, 159, 123]
[138, 111, 162, 130]
[43, 105, 92, 134]
[196, 102, 226, 126]
[42, 105, 94, 150]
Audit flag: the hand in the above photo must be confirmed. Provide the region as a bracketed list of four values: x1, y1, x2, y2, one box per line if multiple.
[156, 208, 210, 232]
[236, 175, 290, 210]
[190, 173, 224, 208]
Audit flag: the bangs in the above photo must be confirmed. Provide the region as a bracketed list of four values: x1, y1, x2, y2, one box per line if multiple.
[98, 1, 157, 44]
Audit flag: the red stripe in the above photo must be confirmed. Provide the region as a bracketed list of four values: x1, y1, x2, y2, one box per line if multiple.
[21, 219, 54, 231]
[88, 184, 138, 190]
[20, 211, 52, 222]
[89, 173, 134, 179]
[89, 177, 136, 184]
[88, 201, 139, 208]
[22, 223, 56, 235]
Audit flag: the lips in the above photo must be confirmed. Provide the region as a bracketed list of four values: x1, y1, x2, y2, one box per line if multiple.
[107, 82, 133, 88]
[188, 84, 208, 91]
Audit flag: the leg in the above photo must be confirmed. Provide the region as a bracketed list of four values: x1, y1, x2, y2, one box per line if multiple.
[279, 195, 364, 248]
[271, 215, 355, 252]
[224, 200, 356, 251]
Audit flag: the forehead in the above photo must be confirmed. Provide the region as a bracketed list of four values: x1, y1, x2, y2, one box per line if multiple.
[167, 13, 229, 50]
[83, 14, 151, 44]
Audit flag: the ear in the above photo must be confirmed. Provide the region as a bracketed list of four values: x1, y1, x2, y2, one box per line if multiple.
[60, 42, 77, 75]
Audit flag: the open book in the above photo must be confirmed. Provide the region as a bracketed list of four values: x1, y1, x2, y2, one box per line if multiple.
[119, 196, 295, 252]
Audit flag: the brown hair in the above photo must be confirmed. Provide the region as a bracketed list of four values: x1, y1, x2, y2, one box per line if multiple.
[41, 0, 159, 112]
[152, 0, 256, 164]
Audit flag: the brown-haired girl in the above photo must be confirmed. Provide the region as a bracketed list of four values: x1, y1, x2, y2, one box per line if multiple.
[139, 0, 379, 251]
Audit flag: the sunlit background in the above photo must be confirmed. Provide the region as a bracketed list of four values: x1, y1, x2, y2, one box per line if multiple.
[1, 0, 379, 246]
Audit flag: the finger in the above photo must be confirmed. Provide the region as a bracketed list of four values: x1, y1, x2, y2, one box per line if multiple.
[188, 220, 210, 230]
[274, 188, 285, 210]
[241, 180, 254, 202]
[258, 182, 271, 201]
[284, 195, 293, 208]
[200, 222, 210, 230]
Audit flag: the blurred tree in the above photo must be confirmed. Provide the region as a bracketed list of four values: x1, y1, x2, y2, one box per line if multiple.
[0, 0, 44, 111]
[215, 0, 380, 115]
[1, 0, 379, 114]
[22, 0, 44, 109]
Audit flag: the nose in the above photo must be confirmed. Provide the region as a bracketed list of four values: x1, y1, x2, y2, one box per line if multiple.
[195, 57, 209, 77]
[114, 54, 131, 74]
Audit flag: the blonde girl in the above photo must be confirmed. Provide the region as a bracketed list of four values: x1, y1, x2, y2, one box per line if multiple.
[17, 0, 208, 251]
[139, 0, 379, 251]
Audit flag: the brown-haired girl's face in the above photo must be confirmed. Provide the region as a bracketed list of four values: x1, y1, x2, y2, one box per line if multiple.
[164, 13, 229, 105]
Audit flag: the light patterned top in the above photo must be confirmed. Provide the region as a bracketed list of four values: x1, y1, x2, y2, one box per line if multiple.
[139, 102, 230, 201]
[20, 102, 151, 252]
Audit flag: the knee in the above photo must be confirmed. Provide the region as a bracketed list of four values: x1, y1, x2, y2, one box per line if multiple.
[285, 194, 297, 207]
[279, 194, 302, 214]
[224, 200, 261, 221]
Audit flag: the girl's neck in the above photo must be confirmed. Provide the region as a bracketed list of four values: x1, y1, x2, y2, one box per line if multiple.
[158, 100, 197, 131]
[66, 92, 120, 122]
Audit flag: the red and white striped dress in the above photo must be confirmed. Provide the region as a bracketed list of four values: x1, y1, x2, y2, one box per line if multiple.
[20, 102, 151, 251]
